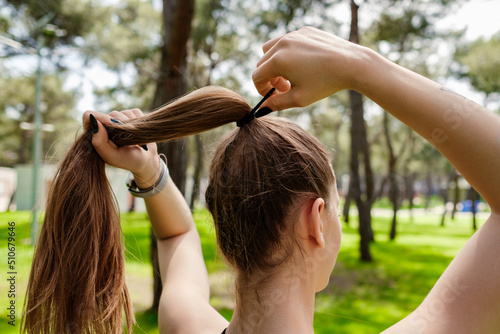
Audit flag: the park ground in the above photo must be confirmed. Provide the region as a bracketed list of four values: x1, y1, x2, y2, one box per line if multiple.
[0, 208, 486, 333]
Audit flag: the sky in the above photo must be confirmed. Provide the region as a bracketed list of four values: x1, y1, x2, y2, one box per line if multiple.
[439, 0, 500, 41]
[436, 0, 500, 105]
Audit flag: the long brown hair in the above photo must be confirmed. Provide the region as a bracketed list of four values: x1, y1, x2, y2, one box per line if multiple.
[22, 86, 334, 333]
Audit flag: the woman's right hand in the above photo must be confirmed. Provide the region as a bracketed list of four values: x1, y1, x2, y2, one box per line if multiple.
[252, 26, 370, 111]
[82, 109, 160, 189]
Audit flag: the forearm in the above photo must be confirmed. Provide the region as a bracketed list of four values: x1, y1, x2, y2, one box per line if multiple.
[133, 159, 194, 239]
[356, 48, 500, 213]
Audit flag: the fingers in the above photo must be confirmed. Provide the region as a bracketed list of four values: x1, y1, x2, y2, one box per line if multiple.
[83, 110, 112, 130]
[257, 38, 282, 68]
[254, 35, 292, 93]
[90, 118, 117, 156]
[262, 35, 283, 54]
[90, 116, 153, 171]
[252, 57, 283, 96]
[130, 108, 144, 117]
[264, 91, 303, 111]
[120, 108, 143, 119]
[109, 110, 128, 123]
[271, 77, 291, 93]
[84, 110, 124, 130]
[108, 108, 143, 124]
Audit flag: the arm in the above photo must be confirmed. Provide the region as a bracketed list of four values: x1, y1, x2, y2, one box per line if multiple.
[356, 52, 500, 214]
[85, 110, 227, 334]
[252, 27, 500, 213]
[252, 27, 500, 333]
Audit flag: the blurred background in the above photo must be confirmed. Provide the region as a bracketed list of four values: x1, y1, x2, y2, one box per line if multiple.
[0, 0, 499, 333]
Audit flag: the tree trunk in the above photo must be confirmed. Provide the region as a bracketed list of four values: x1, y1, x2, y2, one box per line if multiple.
[451, 170, 459, 220]
[349, 88, 373, 261]
[403, 171, 415, 223]
[388, 170, 397, 240]
[348, 0, 373, 261]
[398, 127, 415, 223]
[190, 134, 204, 210]
[342, 182, 352, 224]
[374, 175, 388, 204]
[149, 0, 195, 313]
[470, 187, 478, 230]
[383, 112, 399, 240]
[440, 170, 454, 226]
[424, 169, 432, 210]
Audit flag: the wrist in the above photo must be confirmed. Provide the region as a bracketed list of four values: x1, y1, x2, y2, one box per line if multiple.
[132, 156, 161, 189]
[127, 157, 169, 198]
[352, 46, 392, 96]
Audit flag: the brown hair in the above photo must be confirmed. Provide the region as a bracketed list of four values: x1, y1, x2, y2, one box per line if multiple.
[206, 115, 334, 315]
[22, 86, 334, 333]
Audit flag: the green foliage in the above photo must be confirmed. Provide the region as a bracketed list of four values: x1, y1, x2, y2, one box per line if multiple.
[83, 1, 160, 69]
[0, 0, 101, 167]
[0, 74, 78, 166]
[2, 0, 99, 50]
[0, 209, 482, 333]
[455, 33, 500, 97]
[363, 0, 464, 216]
[373, 10, 431, 50]
[5, 0, 62, 21]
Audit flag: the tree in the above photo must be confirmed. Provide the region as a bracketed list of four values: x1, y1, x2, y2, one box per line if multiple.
[455, 33, 500, 109]
[0, 74, 78, 167]
[347, 0, 375, 262]
[455, 33, 500, 229]
[149, 0, 195, 313]
[0, 0, 100, 168]
[367, 0, 463, 239]
[80, 0, 161, 112]
[187, 0, 243, 209]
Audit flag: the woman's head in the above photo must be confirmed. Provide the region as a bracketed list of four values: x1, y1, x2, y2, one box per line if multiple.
[205, 115, 338, 287]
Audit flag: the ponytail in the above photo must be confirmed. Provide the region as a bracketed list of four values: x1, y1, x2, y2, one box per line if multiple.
[22, 86, 251, 334]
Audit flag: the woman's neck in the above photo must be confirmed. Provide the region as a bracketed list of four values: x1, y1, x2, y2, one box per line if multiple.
[226, 268, 318, 334]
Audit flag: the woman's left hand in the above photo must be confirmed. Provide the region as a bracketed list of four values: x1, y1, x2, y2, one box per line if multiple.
[82, 109, 159, 188]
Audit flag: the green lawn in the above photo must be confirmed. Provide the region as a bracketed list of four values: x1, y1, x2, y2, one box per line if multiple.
[0, 209, 483, 333]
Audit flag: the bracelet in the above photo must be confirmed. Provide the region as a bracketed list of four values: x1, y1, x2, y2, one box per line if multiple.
[126, 155, 169, 198]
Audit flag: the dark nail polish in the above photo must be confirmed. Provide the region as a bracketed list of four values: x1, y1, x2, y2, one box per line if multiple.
[141, 145, 148, 151]
[89, 114, 99, 134]
[110, 118, 124, 124]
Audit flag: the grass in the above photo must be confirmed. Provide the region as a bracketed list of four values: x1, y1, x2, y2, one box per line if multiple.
[0, 209, 483, 333]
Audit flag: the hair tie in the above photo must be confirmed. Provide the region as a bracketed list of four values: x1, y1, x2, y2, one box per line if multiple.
[236, 88, 275, 127]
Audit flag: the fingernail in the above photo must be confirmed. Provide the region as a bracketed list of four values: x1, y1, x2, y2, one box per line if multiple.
[110, 118, 124, 124]
[141, 145, 148, 151]
[89, 114, 99, 134]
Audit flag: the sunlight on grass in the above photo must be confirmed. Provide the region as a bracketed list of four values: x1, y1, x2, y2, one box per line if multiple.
[0, 209, 482, 333]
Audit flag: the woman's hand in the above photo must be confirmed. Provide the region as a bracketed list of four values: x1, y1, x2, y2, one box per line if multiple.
[82, 109, 159, 188]
[252, 26, 369, 110]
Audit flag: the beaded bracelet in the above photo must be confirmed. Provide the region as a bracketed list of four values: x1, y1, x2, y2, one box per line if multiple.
[126, 155, 169, 198]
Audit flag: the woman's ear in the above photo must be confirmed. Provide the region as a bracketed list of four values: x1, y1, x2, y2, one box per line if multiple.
[298, 198, 325, 249]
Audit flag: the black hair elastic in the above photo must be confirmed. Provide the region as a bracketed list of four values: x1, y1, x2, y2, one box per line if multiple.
[236, 88, 275, 127]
